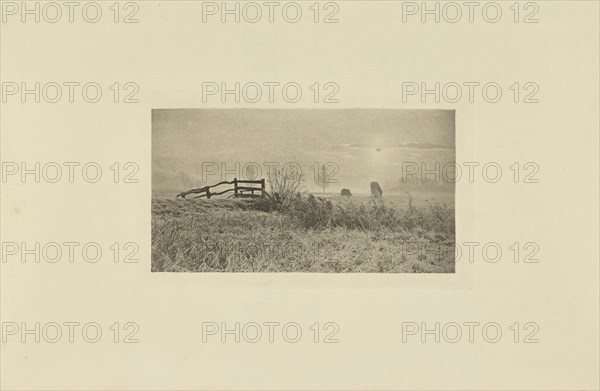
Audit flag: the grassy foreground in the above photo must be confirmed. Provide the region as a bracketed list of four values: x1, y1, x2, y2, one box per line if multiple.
[152, 194, 455, 273]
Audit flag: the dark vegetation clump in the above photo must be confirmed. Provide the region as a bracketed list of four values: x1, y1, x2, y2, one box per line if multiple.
[249, 192, 454, 241]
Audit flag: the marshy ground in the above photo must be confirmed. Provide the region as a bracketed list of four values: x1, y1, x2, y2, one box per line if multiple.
[151, 192, 455, 273]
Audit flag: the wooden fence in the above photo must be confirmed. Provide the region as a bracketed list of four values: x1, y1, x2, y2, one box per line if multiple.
[177, 178, 266, 199]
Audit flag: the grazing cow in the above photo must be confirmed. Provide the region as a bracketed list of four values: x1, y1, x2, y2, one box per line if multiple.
[370, 181, 383, 198]
[341, 188, 352, 198]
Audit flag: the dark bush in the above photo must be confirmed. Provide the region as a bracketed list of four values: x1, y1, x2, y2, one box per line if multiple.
[248, 194, 454, 240]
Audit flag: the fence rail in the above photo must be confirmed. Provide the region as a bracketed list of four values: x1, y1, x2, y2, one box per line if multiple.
[177, 178, 266, 199]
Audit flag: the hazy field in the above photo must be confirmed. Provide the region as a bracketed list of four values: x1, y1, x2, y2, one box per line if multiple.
[152, 192, 455, 273]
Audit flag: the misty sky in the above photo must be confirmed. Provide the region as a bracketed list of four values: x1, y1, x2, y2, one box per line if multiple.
[152, 109, 455, 196]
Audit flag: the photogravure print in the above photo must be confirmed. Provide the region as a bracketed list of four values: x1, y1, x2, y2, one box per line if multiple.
[1, 0, 599, 390]
[152, 109, 455, 273]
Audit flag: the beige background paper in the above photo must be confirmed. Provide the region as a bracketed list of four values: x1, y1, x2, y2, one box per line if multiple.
[1, 1, 598, 390]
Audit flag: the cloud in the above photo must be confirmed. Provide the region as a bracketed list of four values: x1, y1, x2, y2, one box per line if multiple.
[395, 142, 454, 150]
[342, 142, 453, 151]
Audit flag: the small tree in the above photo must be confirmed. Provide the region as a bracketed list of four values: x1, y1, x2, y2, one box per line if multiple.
[314, 164, 328, 194]
[267, 166, 304, 203]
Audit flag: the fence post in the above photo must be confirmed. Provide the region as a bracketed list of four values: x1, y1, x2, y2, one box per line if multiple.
[234, 178, 238, 198]
[261, 179, 265, 197]
[206, 189, 211, 199]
